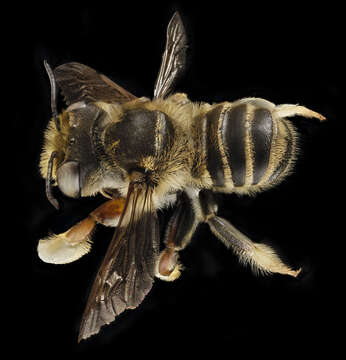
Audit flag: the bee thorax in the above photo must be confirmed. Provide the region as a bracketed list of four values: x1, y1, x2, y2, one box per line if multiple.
[104, 108, 175, 172]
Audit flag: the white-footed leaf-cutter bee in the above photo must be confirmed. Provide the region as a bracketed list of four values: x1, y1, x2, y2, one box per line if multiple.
[37, 12, 326, 342]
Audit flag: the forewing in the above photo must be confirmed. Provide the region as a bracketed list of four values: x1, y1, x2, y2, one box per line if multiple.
[54, 62, 137, 105]
[153, 11, 188, 99]
[78, 183, 159, 342]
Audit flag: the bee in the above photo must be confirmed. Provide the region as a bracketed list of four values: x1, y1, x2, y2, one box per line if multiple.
[37, 12, 326, 342]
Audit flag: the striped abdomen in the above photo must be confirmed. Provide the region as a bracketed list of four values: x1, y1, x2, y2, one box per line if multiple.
[200, 102, 297, 194]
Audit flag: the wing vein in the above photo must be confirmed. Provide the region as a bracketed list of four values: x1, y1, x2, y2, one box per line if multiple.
[78, 182, 159, 342]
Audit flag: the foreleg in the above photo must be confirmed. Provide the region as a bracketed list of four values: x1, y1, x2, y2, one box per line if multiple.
[37, 197, 125, 264]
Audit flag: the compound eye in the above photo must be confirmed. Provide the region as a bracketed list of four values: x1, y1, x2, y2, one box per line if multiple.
[57, 161, 81, 198]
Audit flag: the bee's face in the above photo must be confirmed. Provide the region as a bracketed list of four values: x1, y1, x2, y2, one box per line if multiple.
[55, 105, 100, 198]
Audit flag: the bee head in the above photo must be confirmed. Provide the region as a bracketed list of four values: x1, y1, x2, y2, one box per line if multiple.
[51, 104, 100, 200]
[41, 103, 124, 207]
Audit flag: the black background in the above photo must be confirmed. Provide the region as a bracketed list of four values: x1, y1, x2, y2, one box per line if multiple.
[15, 0, 342, 356]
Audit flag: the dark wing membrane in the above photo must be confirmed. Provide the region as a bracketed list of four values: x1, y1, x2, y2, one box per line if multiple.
[153, 11, 188, 99]
[54, 62, 137, 105]
[78, 183, 159, 342]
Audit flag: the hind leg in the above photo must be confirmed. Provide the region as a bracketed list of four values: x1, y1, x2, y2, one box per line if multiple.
[199, 190, 301, 277]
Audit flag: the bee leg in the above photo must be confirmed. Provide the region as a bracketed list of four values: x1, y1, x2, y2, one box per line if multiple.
[155, 192, 199, 281]
[37, 197, 125, 264]
[89, 196, 126, 227]
[233, 98, 326, 121]
[273, 104, 326, 121]
[199, 190, 301, 277]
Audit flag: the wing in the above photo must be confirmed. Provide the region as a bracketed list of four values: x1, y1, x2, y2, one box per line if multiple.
[78, 182, 159, 342]
[54, 62, 137, 106]
[153, 11, 188, 99]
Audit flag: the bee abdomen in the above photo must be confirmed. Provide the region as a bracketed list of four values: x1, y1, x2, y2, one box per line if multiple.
[249, 108, 274, 185]
[201, 102, 296, 193]
[221, 104, 248, 186]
